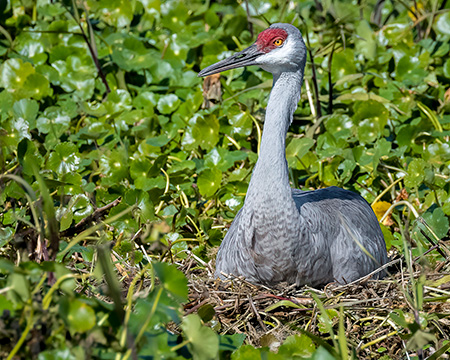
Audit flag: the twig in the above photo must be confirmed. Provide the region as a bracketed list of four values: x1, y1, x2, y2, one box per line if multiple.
[62, 0, 111, 96]
[327, 42, 336, 114]
[333, 258, 401, 290]
[248, 295, 267, 331]
[185, 298, 210, 315]
[61, 198, 122, 237]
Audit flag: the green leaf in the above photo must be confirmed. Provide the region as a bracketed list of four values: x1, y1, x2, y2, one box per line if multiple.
[197, 168, 222, 197]
[13, 99, 39, 128]
[99, 149, 129, 185]
[353, 100, 388, 144]
[277, 334, 316, 358]
[38, 349, 77, 360]
[183, 114, 220, 151]
[355, 20, 376, 60]
[197, 304, 215, 323]
[47, 143, 81, 175]
[435, 12, 450, 36]
[286, 137, 315, 168]
[219, 333, 246, 352]
[98, 0, 134, 28]
[415, 207, 449, 241]
[444, 59, 450, 78]
[331, 49, 356, 84]
[7, 272, 31, 304]
[310, 346, 336, 360]
[157, 94, 181, 114]
[147, 134, 171, 147]
[153, 262, 188, 302]
[66, 299, 96, 333]
[22, 73, 51, 100]
[204, 148, 247, 172]
[136, 191, 155, 222]
[396, 56, 428, 85]
[0, 294, 14, 314]
[71, 194, 94, 223]
[0, 227, 14, 247]
[226, 104, 252, 136]
[181, 314, 219, 360]
[404, 159, 428, 188]
[51, 55, 96, 100]
[111, 35, 155, 71]
[0, 58, 35, 92]
[231, 345, 263, 360]
[324, 114, 353, 140]
[318, 308, 339, 334]
[104, 89, 132, 115]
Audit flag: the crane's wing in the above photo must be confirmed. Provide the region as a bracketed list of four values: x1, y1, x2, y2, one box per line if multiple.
[291, 187, 387, 285]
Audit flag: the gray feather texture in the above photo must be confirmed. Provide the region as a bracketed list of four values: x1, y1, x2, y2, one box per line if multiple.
[201, 23, 388, 287]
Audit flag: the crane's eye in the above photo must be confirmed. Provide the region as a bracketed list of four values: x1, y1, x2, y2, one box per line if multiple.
[273, 38, 284, 46]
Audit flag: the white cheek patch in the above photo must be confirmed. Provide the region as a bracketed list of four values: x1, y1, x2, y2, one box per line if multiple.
[257, 40, 297, 65]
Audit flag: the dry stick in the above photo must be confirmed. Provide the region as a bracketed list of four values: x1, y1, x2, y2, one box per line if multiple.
[61, 197, 122, 237]
[302, 24, 322, 119]
[417, 217, 450, 253]
[413, 243, 442, 263]
[248, 295, 267, 332]
[333, 258, 401, 290]
[418, 229, 447, 259]
[244, 0, 253, 38]
[425, 0, 439, 39]
[219, 271, 273, 291]
[327, 42, 336, 114]
[184, 298, 210, 315]
[63, 1, 110, 96]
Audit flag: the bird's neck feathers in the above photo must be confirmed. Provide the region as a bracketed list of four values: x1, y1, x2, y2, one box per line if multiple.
[246, 69, 304, 198]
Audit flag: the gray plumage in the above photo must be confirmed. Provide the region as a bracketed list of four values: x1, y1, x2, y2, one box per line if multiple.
[198, 23, 387, 287]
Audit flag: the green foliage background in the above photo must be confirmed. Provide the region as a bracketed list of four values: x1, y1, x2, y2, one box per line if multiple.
[1, 0, 450, 358]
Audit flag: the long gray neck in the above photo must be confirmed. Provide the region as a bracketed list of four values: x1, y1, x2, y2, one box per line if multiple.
[246, 70, 303, 198]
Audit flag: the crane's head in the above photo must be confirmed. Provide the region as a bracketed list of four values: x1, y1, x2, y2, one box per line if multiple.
[198, 23, 307, 77]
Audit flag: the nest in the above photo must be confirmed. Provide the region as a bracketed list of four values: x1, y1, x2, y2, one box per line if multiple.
[180, 254, 450, 359]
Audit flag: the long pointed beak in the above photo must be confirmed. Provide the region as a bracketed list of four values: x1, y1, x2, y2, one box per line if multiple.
[198, 44, 263, 77]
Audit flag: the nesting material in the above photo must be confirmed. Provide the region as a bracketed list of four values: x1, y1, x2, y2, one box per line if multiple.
[180, 255, 450, 358]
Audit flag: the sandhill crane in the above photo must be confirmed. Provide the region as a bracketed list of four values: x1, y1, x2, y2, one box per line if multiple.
[198, 23, 388, 287]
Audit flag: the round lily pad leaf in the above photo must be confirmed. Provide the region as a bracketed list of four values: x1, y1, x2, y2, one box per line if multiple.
[181, 314, 219, 360]
[111, 36, 155, 71]
[331, 49, 356, 84]
[415, 207, 449, 241]
[72, 194, 94, 223]
[353, 100, 388, 144]
[324, 114, 353, 140]
[404, 159, 428, 188]
[157, 94, 181, 114]
[197, 168, 222, 198]
[12, 99, 39, 129]
[104, 89, 132, 115]
[99, 149, 129, 185]
[435, 12, 450, 36]
[66, 299, 96, 333]
[48, 143, 80, 175]
[153, 262, 188, 302]
[0, 58, 51, 100]
[98, 0, 134, 28]
[182, 114, 220, 151]
[0, 58, 35, 90]
[286, 137, 315, 168]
